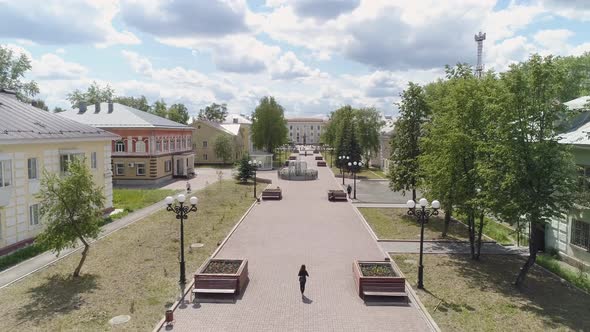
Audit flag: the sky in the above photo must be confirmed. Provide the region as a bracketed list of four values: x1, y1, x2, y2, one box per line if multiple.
[1, 0, 589, 118]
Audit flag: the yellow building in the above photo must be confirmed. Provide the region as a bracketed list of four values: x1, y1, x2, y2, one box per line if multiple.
[0, 90, 118, 254]
[192, 115, 251, 165]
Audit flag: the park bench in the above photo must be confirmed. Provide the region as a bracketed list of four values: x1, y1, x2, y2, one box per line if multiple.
[192, 277, 238, 301]
[328, 190, 347, 201]
[361, 279, 407, 302]
[262, 188, 282, 200]
[315, 156, 323, 160]
[317, 161, 327, 167]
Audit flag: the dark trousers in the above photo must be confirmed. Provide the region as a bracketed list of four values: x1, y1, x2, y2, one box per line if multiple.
[299, 280, 306, 294]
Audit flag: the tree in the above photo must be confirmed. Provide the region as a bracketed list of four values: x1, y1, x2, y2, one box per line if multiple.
[354, 107, 384, 167]
[53, 106, 67, 113]
[251, 96, 288, 153]
[168, 103, 190, 124]
[151, 99, 168, 118]
[113, 95, 150, 112]
[389, 82, 429, 201]
[198, 103, 228, 122]
[214, 134, 234, 164]
[67, 81, 114, 108]
[484, 54, 578, 285]
[31, 99, 49, 111]
[0, 45, 39, 100]
[236, 155, 254, 182]
[35, 158, 105, 278]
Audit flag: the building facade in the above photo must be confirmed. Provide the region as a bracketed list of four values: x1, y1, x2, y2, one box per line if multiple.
[192, 118, 250, 164]
[286, 118, 326, 145]
[60, 102, 194, 185]
[0, 91, 117, 254]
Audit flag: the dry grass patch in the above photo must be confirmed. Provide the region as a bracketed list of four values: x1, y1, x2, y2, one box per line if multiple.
[0, 181, 254, 331]
[393, 254, 590, 332]
[359, 208, 469, 240]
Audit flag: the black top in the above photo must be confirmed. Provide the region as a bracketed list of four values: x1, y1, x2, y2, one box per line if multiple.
[298, 270, 309, 278]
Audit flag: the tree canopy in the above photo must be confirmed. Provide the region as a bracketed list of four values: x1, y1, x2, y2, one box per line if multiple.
[0, 45, 39, 101]
[168, 103, 190, 124]
[113, 95, 150, 112]
[67, 81, 114, 108]
[198, 103, 228, 122]
[251, 96, 288, 153]
[214, 134, 234, 164]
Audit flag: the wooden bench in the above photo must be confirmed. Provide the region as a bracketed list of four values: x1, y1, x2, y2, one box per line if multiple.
[361, 279, 407, 302]
[315, 156, 323, 160]
[262, 188, 282, 200]
[289, 156, 297, 160]
[328, 190, 347, 201]
[317, 161, 327, 167]
[192, 278, 238, 301]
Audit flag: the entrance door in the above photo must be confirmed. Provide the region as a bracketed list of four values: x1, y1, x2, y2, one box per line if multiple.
[176, 159, 183, 176]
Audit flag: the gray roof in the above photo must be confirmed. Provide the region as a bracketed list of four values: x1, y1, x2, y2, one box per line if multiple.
[59, 102, 193, 129]
[0, 91, 117, 143]
[559, 96, 590, 146]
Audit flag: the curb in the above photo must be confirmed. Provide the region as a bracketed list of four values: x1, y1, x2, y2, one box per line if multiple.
[377, 239, 497, 244]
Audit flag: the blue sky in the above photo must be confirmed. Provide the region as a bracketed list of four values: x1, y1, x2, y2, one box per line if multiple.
[1, 0, 589, 118]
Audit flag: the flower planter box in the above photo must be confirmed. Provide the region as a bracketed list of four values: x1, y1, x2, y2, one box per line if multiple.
[352, 260, 407, 301]
[289, 156, 297, 160]
[193, 258, 248, 299]
[315, 156, 323, 160]
[317, 161, 327, 167]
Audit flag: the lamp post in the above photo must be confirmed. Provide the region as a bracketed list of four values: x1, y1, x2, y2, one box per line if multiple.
[165, 194, 198, 292]
[347, 160, 363, 199]
[248, 160, 262, 198]
[338, 155, 349, 185]
[329, 147, 334, 168]
[406, 198, 440, 289]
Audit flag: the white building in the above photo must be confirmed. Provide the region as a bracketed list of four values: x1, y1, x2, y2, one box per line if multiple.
[286, 118, 327, 145]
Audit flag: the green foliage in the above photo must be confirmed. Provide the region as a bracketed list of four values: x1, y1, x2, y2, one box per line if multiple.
[251, 96, 288, 153]
[67, 81, 114, 108]
[31, 99, 49, 111]
[53, 106, 67, 113]
[168, 103, 190, 124]
[389, 82, 429, 199]
[0, 45, 39, 100]
[198, 103, 228, 122]
[0, 243, 47, 272]
[236, 155, 254, 182]
[354, 107, 384, 165]
[151, 99, 168, 118]
[536, 254, 590, 293]
[113, 95, 150, 112]
[112, 188, 177, 213]
[214, 134, 234, 164]
[35, 158, 105, 277]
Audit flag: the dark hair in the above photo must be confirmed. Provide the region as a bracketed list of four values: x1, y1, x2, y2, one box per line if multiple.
[299, 264, 306, 273]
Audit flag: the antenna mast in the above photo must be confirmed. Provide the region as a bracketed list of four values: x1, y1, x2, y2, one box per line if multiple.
[474, 31, 486, 78]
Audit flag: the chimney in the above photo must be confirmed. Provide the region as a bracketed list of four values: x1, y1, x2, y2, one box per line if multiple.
[108, 101, 114, 113]
[233, 117, 238, 124]
[78, 101, 87, 113]
[94, 102, 101, 113]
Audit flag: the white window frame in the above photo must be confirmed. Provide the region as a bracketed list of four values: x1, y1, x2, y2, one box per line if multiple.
[115, 162, 125, 176]
[115, 141, 125, 153]
[165, 160, 172, 172]
[571, 219, 590, 251]
[171, 139, 175, 151]
[135, 140, 146, 153]
[163, 140, 169, 151]
[136, 163, 146, 176]
[90, 152, 97, 169]
[60, 153, 84, 174]
[202, 141, 208, 148]
[156, 140, 162, 152]
[203, 154, 208, 161]
[0, 160, 12, 188]
[28, 157, 38, 180]
[29, 204, 40, 226]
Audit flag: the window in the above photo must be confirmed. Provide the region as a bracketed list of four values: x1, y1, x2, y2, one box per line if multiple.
[203, 154, 208, 161]
[290, 132, 292, 136]
[176, 138, 181, 150]
[60, 153, 84, 173]
[136, 163, 146, 176]
[28, 158, 38, 179]
[290, 125, 292, 130]
[115, 163, 125, 176]
[171, 139, 175, 151]
[203, 141, 208, 148]
[115, 141, 125, 152]
[29, 204, 39, 226]
[165, 160, 172, 172]
[90, 152, 97, 169]
[136, 140, 146, 153]
[0, 160, 12, 187]
[572, 220, 590, 250]
[156, 140, 162, 152]
[163, 140, 169, 151]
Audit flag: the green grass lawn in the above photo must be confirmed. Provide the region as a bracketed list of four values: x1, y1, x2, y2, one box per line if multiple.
[0, 181, 255, 331]
[537, 253, 590, 293]
[358, 208, 470, 241]
[454, 213, 528, 246]
[393, 254, 590, 332]
[330, 165, 386, 180]
[111, 188, 179, 219]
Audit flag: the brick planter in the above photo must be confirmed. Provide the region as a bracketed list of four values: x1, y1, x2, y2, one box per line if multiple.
[315, 156, 323, 160]
[352, 260, 407, 300]
[194, 258, 249, 294]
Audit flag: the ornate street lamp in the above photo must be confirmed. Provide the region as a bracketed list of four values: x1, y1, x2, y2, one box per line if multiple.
[165, 194, 198, 292]
[248, 160, 262, 198]
[338, 155, 349, 185]
[347, 160, 363, 199]
[406, 198, 440, 289]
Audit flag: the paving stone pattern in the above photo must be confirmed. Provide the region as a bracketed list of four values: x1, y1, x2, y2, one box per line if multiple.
[165, 155, 434, 332]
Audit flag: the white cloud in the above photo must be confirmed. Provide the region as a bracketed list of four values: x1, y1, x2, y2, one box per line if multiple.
[533, 29, 573, 51]
[270, 51, 323, 80]
[31, 53, 88, 80]
[121, 50, 154, 76]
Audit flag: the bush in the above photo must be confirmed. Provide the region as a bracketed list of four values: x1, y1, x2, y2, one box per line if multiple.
[0, 243, 47, 272]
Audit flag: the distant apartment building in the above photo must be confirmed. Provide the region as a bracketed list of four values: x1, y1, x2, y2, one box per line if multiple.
[0, 90, 118, 254]
[60, 102, 194, 185]
[286, 118, 326, 145]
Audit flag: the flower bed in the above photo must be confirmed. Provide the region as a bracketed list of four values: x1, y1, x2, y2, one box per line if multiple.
[202, 260, 242, 274]
[195, 258, 249, 294]
[353, 260, 407, 300]
[359, 262, 396, 277]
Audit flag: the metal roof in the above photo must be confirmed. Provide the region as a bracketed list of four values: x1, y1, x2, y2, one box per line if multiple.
[59, 102, 193, 129]
[0, 92, 117, 143]
[559, 96, 590, 146]
[286, 117, 327, 123]
[224, 114, 252, 125]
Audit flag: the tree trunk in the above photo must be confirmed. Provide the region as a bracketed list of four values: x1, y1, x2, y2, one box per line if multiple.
[468, 212, 476, 259]
[442, 207, 452, 238]
[475, 212, 485, 260]
[73, 238, 90, 278]
[515, 224, 542, 286]
[412, 188, 416, 202]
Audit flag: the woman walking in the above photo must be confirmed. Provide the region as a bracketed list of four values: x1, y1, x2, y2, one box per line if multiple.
[298, 264, 309, 297]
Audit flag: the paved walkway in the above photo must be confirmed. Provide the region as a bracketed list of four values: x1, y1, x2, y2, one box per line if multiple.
[164, 155, 436, 332]
[379, 241, 529, 255]
[0, 171, 232, 289]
